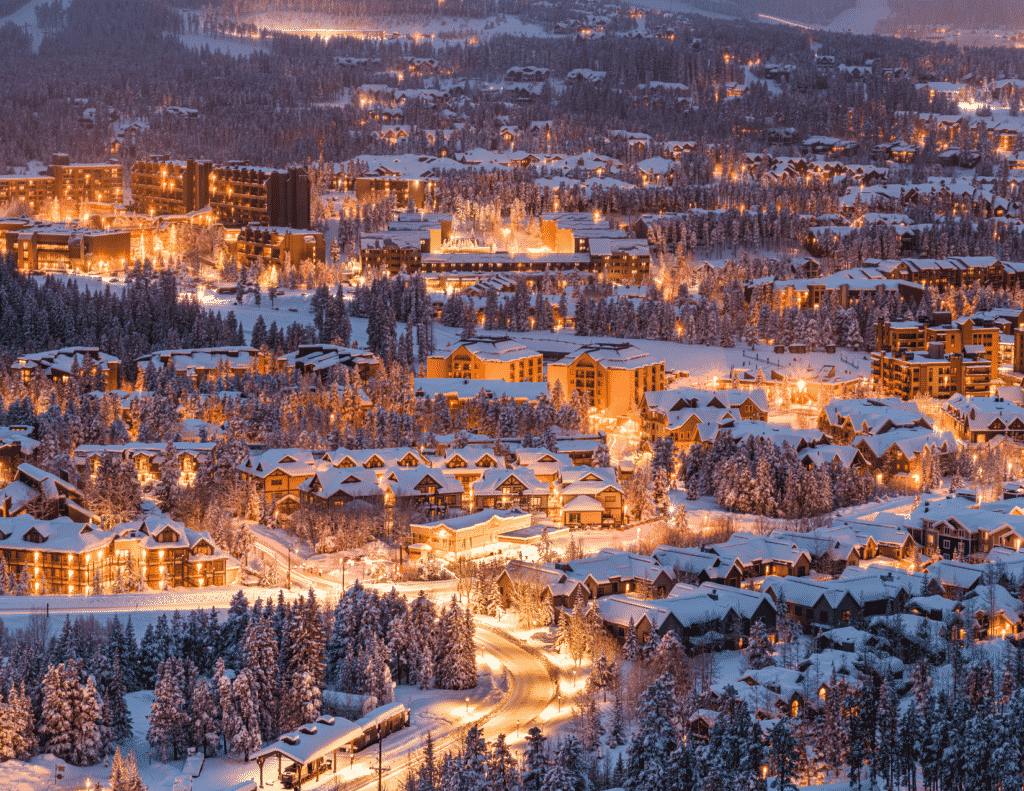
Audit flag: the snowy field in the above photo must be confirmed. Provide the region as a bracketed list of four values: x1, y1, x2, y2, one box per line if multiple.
[241, 10, 552, 42]
[823, 0, 891, 34]
[0, 0, 51, 51]
[175, 28, 269, 57]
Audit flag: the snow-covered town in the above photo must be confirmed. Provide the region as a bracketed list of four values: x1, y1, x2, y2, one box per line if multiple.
[6, 0, 1024, 790]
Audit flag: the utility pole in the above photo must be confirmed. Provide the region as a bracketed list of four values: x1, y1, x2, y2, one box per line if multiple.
[375, 734, 390, 791]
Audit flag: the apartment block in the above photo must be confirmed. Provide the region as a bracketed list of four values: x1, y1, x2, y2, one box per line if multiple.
[871, 347, 990, 399]
[426, 336, 543, 382]
[0, 154, 123, 212]
[234, 224, 325, 268]
[547, 342, 666, 413]
[131, 156, 310, 229]
[4, 223, 131, 272]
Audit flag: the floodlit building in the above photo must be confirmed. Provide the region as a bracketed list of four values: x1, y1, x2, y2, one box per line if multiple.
[136, 346, 259, 383]
[12, 347, 121, 390]
[0, 512, 237, 594]
[408, 508, 530, 559]
[5, 224, 131, 272]
[871, 347, 990, 399]
[547, 342, 665, 413]
[426, 337, 544, 382]
[0, 153, 123, 211]
[234, 224, 325, 268]
[131, 156, 311, 229]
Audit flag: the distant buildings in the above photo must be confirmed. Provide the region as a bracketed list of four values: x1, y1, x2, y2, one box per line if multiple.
[136, 346, 259, 383]
[3, 222, 131, 272]
[12, 347, 121, 390]
[130, 156, 311, 229]
[234, 224, 324, 270]
[871, 311, 1024, 398]
[0, 153, 123, 211]
[360, 211, 650, 284]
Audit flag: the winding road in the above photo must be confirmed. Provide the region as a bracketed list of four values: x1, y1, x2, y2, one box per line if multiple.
[331, 624, 557, 791]
[250, 538, 559, 791]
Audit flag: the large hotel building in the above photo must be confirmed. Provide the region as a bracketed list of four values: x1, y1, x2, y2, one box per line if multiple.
[130, 156, 311, 229]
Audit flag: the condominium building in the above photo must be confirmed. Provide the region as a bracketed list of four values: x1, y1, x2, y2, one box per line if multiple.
[0, 154, 123, 212]
[875, 310, 1024, 394]
[0, 512, 237, 594]
[12, 347, 121, 390]
[0, 175, 54, 212]
[426, 336, 544, 382]
[547, 342, 666, 413]
[360, 211, 649, 283]
[49, 154, 123, 205]
[4, 223, 131, 272]
[136, 346, 259, 383]
[130, 156, 310, 229]
[871, 347, 990, 399]
[234, 224, 325, 269]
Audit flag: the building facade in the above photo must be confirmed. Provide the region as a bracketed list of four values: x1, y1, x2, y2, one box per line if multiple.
[871, 348, 990, 399]
[426, 337, 544, 382]
[234, 225, 325, 269]
[548, 343, 665, 413]
[5, 224, 131, 272]
[131, 156, 311, 229]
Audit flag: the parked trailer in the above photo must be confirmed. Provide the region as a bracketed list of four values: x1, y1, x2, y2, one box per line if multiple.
[350, 703, 410, 752]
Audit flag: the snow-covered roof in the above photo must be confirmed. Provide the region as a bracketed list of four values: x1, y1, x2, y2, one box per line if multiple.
[137, 346, 258, 374]
[554, 342, 661, 371]
[410, 508, 528, 533]
[253, 716, 364, 765]
[561, 549, 667, 586]
[926, 559, 984, 590]
[384, 468, 463, 498]
[473, 468, 548, 497]
[856, 428, 956, 460]
[711, 532, 811, 570]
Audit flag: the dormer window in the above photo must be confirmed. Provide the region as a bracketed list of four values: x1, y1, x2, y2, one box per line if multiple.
[157, 529, 178, 543]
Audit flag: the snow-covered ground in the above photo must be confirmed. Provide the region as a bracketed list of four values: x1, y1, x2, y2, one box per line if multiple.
[626, 0, 743, 22]
[0, 0, 50, 51]
[175, 28, 268, 57]
[241, 10, 552, 43]
[0, 633, 509, 791]
[823, 0, 891, 34]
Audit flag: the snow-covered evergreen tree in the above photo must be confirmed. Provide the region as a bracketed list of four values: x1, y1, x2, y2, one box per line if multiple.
[624, 674, 678, 791]
[109, 746, 145, 791]
[190, 676, 220, 757]
[148, 657, 187, 762]
[522, 727, 548, 791]
[541, 735, 592, 791]
[230, 669, 262, 761]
